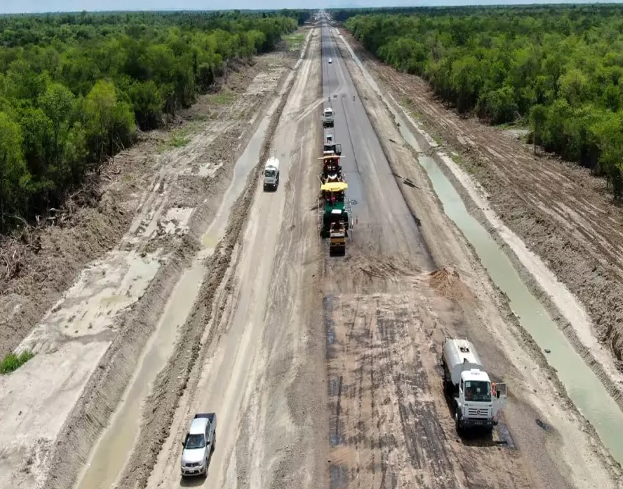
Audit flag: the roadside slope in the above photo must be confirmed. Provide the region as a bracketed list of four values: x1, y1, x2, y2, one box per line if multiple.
[142, 27, 328, 489]
[0, 46, 296, 489]
[336, 27, 623, 400]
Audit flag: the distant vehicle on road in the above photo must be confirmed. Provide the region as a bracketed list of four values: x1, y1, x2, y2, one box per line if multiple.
[328, 58, 332, 63]
[180, 413, 217, 478]
[323, 107, 334, 128]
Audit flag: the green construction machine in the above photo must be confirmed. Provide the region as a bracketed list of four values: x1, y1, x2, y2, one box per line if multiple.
[319, 181, 352, 256]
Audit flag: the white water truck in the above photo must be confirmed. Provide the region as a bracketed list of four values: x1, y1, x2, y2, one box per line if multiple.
[442, 338, 507, 433]
[263, 156, 280, 191]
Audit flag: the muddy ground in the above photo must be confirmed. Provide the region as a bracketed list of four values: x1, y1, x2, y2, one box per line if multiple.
[0, 36, 301, 489]
[328, 24, 622, 489]
[0, 47, 295, 360]
[142, 28, 328, 489]
[335, 29, 623, 402]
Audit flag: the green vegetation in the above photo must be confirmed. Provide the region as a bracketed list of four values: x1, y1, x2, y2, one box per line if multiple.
[340, 5, 623, 197]
[0, 10, 303, 235]
[283, 32, 305, 51]
[0, 350, 35, 374]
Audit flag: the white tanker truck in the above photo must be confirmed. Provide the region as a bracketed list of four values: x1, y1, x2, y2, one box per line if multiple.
[442, 337, 507, 434]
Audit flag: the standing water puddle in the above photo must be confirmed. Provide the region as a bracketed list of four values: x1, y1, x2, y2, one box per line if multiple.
[74, 96, 280, 489]
[337, 30, 623, 463]
[396, 100, 623, 465]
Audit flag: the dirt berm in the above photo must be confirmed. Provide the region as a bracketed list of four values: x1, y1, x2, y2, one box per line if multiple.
[41, 44, 305, 489]
[113, 35, 311, 489]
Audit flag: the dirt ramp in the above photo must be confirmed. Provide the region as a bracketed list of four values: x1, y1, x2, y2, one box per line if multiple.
[427, 266, 474, 303]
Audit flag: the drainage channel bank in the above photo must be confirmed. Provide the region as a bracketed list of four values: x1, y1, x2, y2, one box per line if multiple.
[74, 97, 281, 489]
[336, 29, 623, 466]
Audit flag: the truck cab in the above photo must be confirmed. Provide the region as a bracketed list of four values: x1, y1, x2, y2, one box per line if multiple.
[442, 338, 507, 433]
[263, 156, 280, 191]
[322, 107, 334, 128]
[456, 369, 507, 429]
[181, 413, 217, 477]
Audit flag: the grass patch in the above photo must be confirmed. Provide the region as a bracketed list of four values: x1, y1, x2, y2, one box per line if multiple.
[170, 134, 190, 148]
[207, 92, 236, 105]
[283, 32, 304, 51]
[157, 122, 202, 153]
[1, 350, 35, 374]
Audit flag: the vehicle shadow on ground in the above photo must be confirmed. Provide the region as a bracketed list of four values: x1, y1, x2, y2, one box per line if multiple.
[180, 476, 206, 487]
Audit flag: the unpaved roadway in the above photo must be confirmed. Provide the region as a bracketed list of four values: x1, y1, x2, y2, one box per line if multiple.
[337, 27, 623, 403]
[3, 19, 623, 489]
[0, 37, 300, 489]
[141, 28, 328, 489]
[320, 22, 622, 489]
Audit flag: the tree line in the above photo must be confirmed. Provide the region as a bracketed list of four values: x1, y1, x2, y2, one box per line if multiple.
[340, 5, 623, 197]
[0, 10, 302, 234]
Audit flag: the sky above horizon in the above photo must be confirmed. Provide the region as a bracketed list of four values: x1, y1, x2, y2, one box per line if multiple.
[0, 0, 618, 14]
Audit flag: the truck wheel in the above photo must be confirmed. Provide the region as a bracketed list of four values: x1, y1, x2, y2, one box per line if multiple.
[454, 411, 462, 434]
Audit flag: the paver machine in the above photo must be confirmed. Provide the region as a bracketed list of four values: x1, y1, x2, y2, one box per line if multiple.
[319, 182, 352, 257]
[318, 154, 344, 184]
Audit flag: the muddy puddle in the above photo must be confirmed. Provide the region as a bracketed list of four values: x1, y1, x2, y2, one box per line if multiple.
[74, 97, 281, 489]
[394, 100, 623, 466]
[415, 148, 623, 464]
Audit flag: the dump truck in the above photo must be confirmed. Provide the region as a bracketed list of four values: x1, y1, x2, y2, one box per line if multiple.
[323, 133, 342, 156]
[323, 142, 342, 156]
[322, 107, 334, 128]
[263, 156, 279, 191]
[441, 338, 507, 433]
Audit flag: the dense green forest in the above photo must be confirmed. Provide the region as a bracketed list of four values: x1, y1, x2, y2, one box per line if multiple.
[0, 10, 308, 234]
[340, 5, 623, 196]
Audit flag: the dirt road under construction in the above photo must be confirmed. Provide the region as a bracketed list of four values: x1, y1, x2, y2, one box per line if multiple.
[1, 19, 622, 489]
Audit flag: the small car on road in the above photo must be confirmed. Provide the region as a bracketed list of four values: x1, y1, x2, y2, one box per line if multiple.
[180, 413, 217, 477]
[328, 58, 332, 63]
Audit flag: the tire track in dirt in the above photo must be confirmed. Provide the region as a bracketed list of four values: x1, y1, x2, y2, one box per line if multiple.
[320, 21, 551, 489]
[108, 37, 309, 489]
[335, 28, 623, 405]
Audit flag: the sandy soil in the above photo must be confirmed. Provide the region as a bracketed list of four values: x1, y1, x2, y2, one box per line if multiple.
[5, 19, 623, 489]
[0, 43, 296, 489]
[335, 29, 623, 408]
[141, 28, 328, 489]
[328, 25, 623, 489]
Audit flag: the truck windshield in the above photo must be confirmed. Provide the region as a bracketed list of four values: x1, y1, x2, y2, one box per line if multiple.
[464, 380, 491, 402]
[265, 170, 275, 178]
[185, 434, 206, 449]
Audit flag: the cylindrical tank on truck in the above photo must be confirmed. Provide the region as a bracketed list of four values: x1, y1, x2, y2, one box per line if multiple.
[441, 337, 507, 434]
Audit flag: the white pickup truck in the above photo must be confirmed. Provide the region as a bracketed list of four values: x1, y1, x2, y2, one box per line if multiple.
[180, 413, 217, 478]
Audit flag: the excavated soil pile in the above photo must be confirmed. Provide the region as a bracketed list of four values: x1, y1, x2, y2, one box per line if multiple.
[428, 266, 473, 302]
